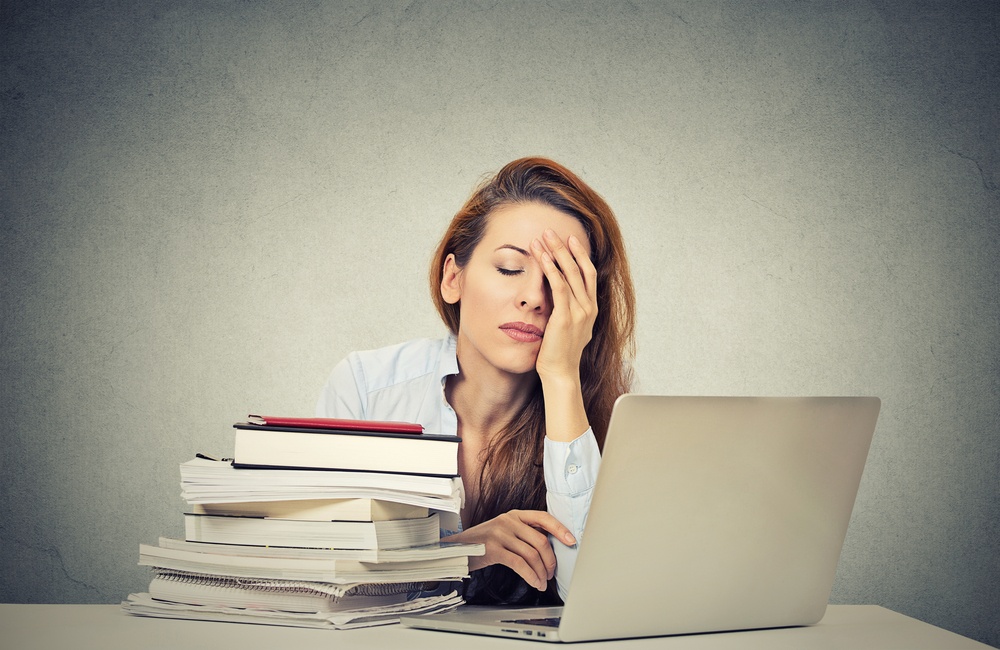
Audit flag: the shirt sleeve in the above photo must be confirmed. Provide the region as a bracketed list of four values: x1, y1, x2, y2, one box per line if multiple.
[544, 428, 602, 602]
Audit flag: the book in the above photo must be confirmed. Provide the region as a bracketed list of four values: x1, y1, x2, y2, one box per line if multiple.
[232, 423, 460, 476]
[139, 538, 481, 583]
[180, 457, 464, 512]
[184, 512, 441, 550]
[190, 498, 429, 522]
[121, 415, 475, 630]
[156, 536, 484, 563]
[247, 415, 424, 434]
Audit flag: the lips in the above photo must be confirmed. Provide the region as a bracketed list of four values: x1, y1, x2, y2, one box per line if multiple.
[499, 322, 544, 343]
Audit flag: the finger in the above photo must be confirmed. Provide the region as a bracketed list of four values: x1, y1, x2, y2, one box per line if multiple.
[512, 521, 559, 580]
[501, 511, 559, 581]
[542, 229, 589, 302]
[516, 510, 577, 547]
[531, 239, 572, 315]
[447, 515, 560, 588]
[503, 535, 553, 588]
[566, 234, 598, 305]
[497, 547, 549, 591]
[449, 528, 546, 586]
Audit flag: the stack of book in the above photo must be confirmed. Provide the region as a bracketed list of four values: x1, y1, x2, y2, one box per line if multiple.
[123, 416, 482, 629]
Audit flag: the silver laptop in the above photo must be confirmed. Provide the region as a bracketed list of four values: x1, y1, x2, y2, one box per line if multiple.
[401, 394, 881, 643]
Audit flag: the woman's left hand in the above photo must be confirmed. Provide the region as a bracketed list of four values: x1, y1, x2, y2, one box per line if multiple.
[529, 229, 597, 442]
[530, 229, 598, 387]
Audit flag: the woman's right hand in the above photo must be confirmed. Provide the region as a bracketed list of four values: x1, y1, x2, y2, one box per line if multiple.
[442, 510, 577, 591]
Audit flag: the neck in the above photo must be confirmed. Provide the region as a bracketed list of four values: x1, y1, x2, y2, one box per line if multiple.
[446, 345, 538, 442]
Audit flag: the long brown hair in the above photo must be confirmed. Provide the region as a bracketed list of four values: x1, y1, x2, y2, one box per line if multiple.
[429, 157, 636, 603]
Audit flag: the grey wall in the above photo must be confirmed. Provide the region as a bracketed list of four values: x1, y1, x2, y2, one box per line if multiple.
[2, 1, 997, 646]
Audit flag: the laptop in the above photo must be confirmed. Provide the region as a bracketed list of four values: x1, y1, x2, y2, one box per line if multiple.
[400, 394, 881, 643]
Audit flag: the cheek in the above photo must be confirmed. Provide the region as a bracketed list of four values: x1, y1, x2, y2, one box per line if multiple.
[464, 283, 503, 317]
[459, 277, 521, 334]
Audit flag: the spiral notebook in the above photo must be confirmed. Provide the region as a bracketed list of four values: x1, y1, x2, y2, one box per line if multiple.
[123, 571, 464, 629]
[146, 571, 411, 613]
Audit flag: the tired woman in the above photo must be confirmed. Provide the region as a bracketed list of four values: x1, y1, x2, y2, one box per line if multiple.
[317, 157, 636, 604]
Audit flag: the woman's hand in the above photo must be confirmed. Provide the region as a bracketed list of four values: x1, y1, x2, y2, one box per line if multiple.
[442, 510, 577, 591]
[530, 229, 598, 442]
[531, 229, 598, 384]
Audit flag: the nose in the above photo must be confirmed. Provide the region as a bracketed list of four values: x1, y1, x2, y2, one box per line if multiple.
[519, 272, 551, 313]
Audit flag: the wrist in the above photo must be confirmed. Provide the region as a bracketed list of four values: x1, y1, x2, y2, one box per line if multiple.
[536, 367, 582, 392]
[540, 375, 589, 443]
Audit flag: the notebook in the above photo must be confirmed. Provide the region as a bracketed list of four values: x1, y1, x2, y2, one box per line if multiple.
[400, 394, 881, 642]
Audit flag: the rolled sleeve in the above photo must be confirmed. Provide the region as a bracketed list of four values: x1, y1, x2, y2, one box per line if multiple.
[544, 428, 602, 601]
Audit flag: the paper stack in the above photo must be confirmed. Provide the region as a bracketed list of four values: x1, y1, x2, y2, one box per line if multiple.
[123, 416, 481, 629]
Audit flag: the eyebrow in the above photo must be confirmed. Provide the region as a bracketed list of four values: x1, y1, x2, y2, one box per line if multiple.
[495, 244, 529, 255]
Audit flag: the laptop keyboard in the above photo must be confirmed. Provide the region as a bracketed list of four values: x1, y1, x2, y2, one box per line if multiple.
[502, 617, 561, 627]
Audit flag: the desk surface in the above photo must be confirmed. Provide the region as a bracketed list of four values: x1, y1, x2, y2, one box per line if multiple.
[0, 604, 991, 649]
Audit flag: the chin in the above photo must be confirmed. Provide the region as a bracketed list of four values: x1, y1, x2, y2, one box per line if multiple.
[482, 339, 541, 377]
[501, 356, 541, 377]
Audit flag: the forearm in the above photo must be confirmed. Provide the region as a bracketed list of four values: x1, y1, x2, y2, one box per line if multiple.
[539, 372, 590, 443]
[544, 430, 602, 601]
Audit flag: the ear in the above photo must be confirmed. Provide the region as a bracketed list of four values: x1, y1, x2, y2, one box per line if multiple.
[440, 254, 463, 305]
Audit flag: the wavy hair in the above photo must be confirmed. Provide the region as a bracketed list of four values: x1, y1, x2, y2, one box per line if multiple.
[429, 157, 636, 604]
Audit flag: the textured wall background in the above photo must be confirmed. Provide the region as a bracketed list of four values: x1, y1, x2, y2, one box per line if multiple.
[1, 1, 997, 645]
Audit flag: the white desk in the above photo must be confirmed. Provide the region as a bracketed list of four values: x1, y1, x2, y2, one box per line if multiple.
[0, 604, 991, 649]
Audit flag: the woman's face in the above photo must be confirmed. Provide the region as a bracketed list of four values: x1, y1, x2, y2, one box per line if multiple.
[441, 201, 591, 378]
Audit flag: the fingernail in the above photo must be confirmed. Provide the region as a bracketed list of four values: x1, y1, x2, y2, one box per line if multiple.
[544, 228, 557, 240]
[564, 532, 576, 545]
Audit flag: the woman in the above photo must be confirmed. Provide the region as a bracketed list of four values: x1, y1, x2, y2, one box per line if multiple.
[317, 157, 636, 604]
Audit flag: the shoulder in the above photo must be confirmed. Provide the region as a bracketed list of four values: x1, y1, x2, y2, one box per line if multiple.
[345, 336, 455, 392]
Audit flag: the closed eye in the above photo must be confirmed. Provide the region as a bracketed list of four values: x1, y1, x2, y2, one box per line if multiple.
[497, 267, 523, 276]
